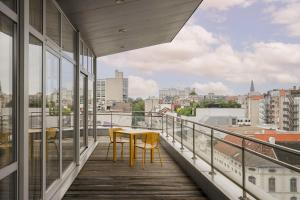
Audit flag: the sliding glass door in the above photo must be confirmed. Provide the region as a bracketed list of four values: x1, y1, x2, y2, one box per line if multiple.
[79, 73, 87, 152]
[45, 51, 60, 189]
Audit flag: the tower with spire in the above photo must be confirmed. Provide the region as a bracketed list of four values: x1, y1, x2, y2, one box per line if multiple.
[250, 80, 255, 93]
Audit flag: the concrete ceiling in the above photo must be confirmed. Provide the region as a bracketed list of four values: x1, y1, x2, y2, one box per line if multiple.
[57, 0, 203, 57]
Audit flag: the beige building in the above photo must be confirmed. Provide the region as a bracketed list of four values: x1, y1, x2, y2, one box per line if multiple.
[145, 98, 160, 112]
[96, 70, 128, 111]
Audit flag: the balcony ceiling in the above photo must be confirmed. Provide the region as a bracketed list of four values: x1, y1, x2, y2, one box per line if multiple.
[57, 0, 203, 57]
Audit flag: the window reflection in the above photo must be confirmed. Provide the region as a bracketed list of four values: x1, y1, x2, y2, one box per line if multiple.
[62, 16, 75, 59]
[0, 0, 16, 12]
[0, 12, 15, 169]
[0, 172, 16, 200]
[46, 0, 60, 45]
[61, 59, 75, 171]
[30, 0, 43, 33]
[28, 35, 43, 199]
[79, 74, 86, 150]
[88, 79, 94, 144]
[45, 51, 60, 188]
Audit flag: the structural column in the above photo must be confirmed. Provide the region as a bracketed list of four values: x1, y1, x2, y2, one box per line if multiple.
[19, 0, 30, 199]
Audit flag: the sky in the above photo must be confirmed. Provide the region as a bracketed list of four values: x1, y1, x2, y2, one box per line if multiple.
[97, 0, 300, 98]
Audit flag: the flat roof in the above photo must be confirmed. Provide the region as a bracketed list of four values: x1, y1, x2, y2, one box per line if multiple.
[57, 0, 203, 57]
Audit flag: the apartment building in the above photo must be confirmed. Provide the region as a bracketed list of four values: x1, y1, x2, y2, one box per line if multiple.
[283, 88, 300, 131]
[159, 87, 195, 99]
[96, 70, 128, 111]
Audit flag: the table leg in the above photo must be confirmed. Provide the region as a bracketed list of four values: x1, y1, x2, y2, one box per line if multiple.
[134, 136, 137, 159]
[130, 135, 134, 167]
[151, 148, 154, 163]
[113, 131, 117, 162]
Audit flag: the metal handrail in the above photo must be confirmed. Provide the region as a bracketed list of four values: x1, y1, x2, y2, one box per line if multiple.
[96, 111, 300, 200]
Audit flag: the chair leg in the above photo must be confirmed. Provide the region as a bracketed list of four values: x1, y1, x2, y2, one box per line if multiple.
[157, 148, 163, 167]
[121, 143, 124, 160]
[142, 149, 146, 169]
[106, 143, 111, 160]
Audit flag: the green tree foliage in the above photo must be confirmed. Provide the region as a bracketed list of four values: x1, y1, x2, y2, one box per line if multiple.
[176, 100, 241, 116]
[176, 107, 194, 116]
[197, 100, 241, 108]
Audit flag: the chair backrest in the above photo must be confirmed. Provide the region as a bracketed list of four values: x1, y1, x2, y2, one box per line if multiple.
[0, 132, 10, 144]
[142, 133, 160, 148]
[108, 128, 123, 142]
[46, 128, 57, 140]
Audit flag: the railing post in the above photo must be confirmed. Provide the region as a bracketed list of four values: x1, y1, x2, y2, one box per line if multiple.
[192, 123, 196, 159]
[172, 116, 175, 143]
[166, 115, 169, 137]
[150, 112, 153, 130]
[209, 128, 215, 175]
[180, 119, 184, 150]
[110, 111, 113, 128]
[161, 115, 164, 132]
[240, 138, 247, 200]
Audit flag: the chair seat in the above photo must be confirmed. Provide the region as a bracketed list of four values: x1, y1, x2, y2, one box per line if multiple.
[135, 143, 155, 149]
[115, 138, 130, 143]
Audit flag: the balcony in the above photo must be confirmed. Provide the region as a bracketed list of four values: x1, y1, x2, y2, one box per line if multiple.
[63, 137, 208, 200]
[62, 112, 300, 200]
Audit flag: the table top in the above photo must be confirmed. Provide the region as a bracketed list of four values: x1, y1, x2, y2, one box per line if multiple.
[115, 128, 160, 135]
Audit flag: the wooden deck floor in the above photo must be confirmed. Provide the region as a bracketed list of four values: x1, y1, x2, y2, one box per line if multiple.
[63, 137, 208, 200]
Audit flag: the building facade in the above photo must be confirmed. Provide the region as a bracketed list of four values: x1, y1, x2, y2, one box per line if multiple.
[283, 88, 300, 131]
[96, 70, 128, 111]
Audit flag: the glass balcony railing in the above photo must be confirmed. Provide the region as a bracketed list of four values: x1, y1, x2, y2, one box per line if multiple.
[96, 111, 300, 200]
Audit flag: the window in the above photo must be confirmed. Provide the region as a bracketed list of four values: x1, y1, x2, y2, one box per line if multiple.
[88, 79, 94, 144]
[45, 51, 60, 188]
[61, 59, 75, 172]
[84, 46, 88, 69]
[0, 0, 16, 12]
[248, 176, 256, 185]
[46, 0, 60, 45]
[0, 11, 15, 169]
[0, 172, 16, 199]
[28, 35, 43, 199]
[62, 16, 75, 59]
[30, 0, 43, 32]
[80, 41, 83, 66]
[269, 177, 275, 192]
[290, 178, 297, 192]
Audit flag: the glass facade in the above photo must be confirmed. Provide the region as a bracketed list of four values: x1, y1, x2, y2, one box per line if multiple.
[28, 35, 43, 199]
[0, 0, 96, 199]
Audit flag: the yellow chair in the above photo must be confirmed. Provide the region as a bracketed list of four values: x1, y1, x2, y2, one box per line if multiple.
[46, 128, 58, 160]
[0, 132, 11, 148]
[106, 128, 129, 160]
[135, 133, 162, 169]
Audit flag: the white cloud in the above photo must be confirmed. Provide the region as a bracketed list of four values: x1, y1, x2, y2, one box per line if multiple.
[128, 76, 158, 98]
[201, 0, 255, 10]
[192, 82, 233, 95]
[269, 2, 300, 37]
[100, 23, 300, 86]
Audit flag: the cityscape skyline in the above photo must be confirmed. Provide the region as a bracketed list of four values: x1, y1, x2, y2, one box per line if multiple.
[98, 0, 300, 98]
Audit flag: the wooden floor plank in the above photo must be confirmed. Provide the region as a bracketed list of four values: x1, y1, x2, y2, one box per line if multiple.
[63, 137, 208, 200]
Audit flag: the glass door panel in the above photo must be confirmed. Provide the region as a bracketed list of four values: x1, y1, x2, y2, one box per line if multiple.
[79, 74, 87, 152]
[45, 51, 60, 189]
